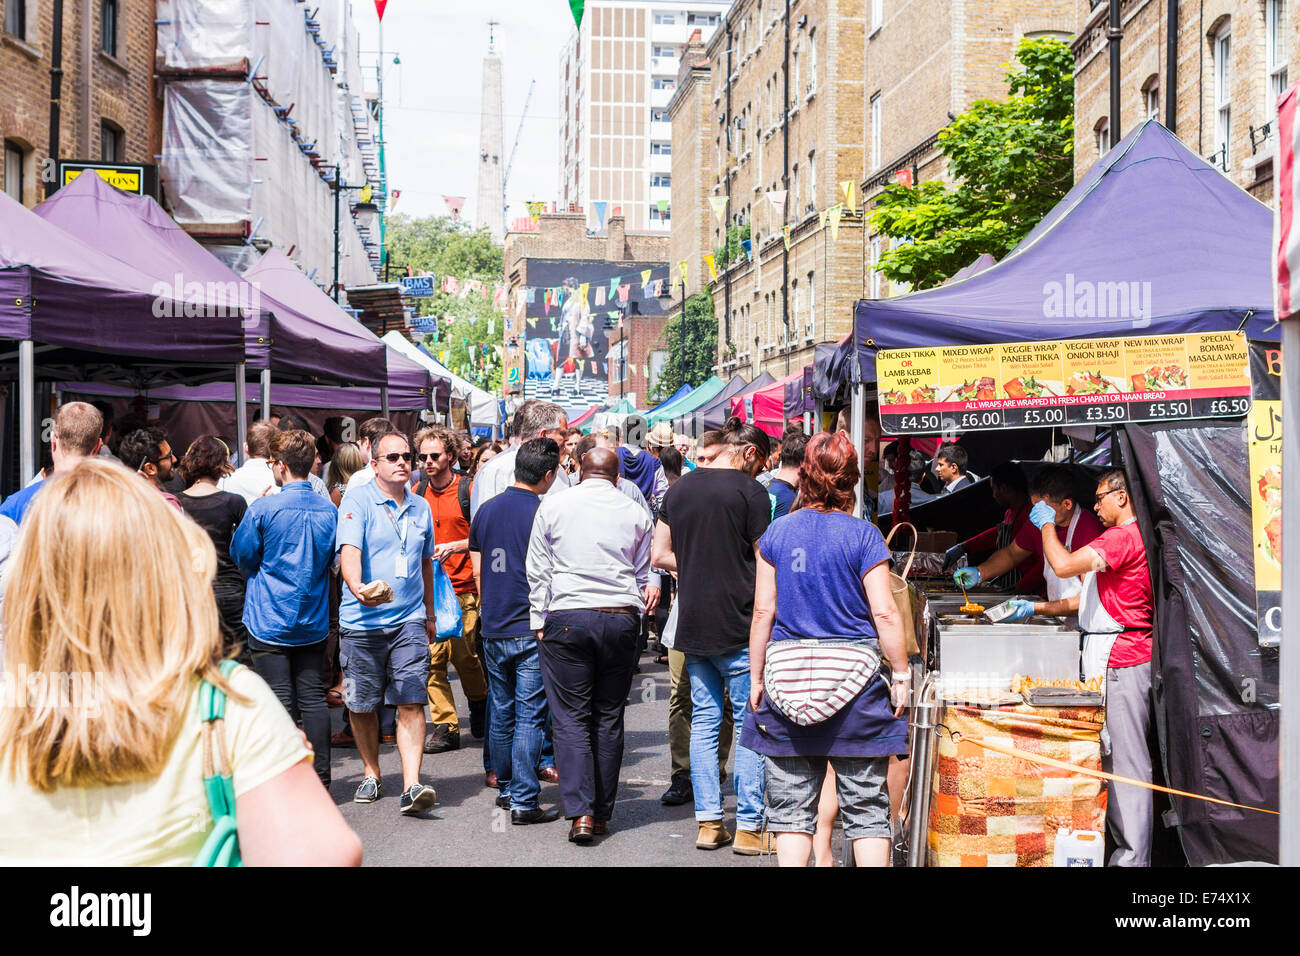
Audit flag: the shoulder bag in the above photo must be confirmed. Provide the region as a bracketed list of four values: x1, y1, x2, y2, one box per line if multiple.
[193, 660, 243, 867]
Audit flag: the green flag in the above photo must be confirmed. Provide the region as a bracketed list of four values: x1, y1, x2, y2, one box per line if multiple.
[570, 1, 583, 27]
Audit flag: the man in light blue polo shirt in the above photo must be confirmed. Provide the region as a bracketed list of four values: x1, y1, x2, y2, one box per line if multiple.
[337, 431, 440, 815]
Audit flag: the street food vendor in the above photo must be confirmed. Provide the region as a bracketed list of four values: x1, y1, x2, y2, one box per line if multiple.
[951, 464, 1102, 619]
[944, 463, 1033, 590]
[1032, 467, 1154, 867]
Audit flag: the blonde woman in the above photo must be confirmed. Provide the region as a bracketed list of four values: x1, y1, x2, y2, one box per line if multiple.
[328, 441, 366, 507]
[0, 459, 361, 866]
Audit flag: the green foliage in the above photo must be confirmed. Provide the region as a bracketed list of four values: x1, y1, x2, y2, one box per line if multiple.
[384, 214, 505, 392]
[654, 292, 717, 402]
[868, 37, 1075, 290]
[713, 222, 751, 272]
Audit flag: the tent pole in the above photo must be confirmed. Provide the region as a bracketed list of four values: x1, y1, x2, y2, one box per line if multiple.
[18, 340, 35, 483]
[1281, 319, 1300, 866]
[260, 368, 271, 421]
[234, 363, 248, 467]
[380, 386, 390, 421]
[850, 378, 865, 521]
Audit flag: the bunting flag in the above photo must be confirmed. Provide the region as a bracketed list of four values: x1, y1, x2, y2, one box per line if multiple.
[593, 200, 608, 227]
[839, 180, 857, 214]
[678, 260, 689, 292]
[526, 201, 546, 224]
[766, 189, 787, 217]
[819, 208, 829, 231]
[643, 365, 650, 377]
[578, 282, 590, 307]
[570, 0, 584, 28]
[641, 269, 652, 287]
[374, 0, 388, 21]
[442, 195, 465, 220]
[617, 283, 631, 303]
[708, 195, 729, 223]
[741, 238, 752, 261]
[595, 285, 607, 306]
[782, 225, 791, 251]
[657, 199, 669, 214]
[487, 318, 495, 336]
[828, 203, 843, 242]
[609, 277, 620, 297]
[358, 183, 373, 204]
[704, 252, 717, 281]
[527, 318, 538, 328]
[389, 189, 401, 212]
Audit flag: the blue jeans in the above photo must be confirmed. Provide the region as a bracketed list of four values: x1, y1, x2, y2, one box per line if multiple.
[686, 649, 765, 831]
[482, 635, 549, 810]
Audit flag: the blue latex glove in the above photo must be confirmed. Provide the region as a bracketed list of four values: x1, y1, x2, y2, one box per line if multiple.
[1002, 599, 1035, 623]
[1028, 501, 1057, 529]
[953, 566, 981, 588]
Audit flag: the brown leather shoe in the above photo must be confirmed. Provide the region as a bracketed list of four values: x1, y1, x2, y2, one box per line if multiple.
[484, 770, 499, 788]
[568, 815, 595, 844]
[537, 766, 560, 784]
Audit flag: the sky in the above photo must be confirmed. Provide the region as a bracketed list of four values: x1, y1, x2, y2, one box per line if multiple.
[354, 1, 578, 231]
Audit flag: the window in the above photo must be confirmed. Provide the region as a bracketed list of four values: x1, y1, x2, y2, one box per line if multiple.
[870, 93, 882, 169]
[652, 77, 676, 91]
[1142, 77, 1159, 121]
[653, 45, 676, 59]
[101, 121, 124, 163]
[652, 174, 671, 187]
[872, 0, 883, 32]
[807, 270, 816, 336]
[650, 203, 670, 222]
[101, 0, 118, 57]
[870, 237, 883, 298]
[651, 108, 669, 123]
[808, 30, 817, 93]
[1094, 117, 1110, 156]
[1268, 0, 1288, 117]
[4, 0, 25, 38]
[791, 162, 800, 211]
[808, 149, 816, 205]
[4, 140, 26, 204]
[651, 141, 672, 155]
[688, 13, 719, 27]
[654, 13, 676, 25]
[1214, 23, 1231, 170]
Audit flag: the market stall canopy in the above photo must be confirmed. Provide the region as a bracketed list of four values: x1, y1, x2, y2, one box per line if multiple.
[246, 250, 433, 395]
[58, 376, 441, 412]
[379, 330, 496, 427]
[688, 373, 773, 435]
[646, 383, 692, 416]
[0, 189, 245, 376]
[34, 173, 386, 387]
[731, 369, 803, 437]
[568, 404, 599, 429]
[820, 120, 1276, 398]
[647, 375, 727, 425]
[944, 253, 997, 285]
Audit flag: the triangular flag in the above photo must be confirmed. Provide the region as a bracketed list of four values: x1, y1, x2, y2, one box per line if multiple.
[819, 208, 829, 230]
[657, 199, 669, 214]
[643, 365, 649, 377]
[641, 269, 652, 287]
[609, 277, 620, 297]
[358, 183, 373, 204]
[374, 0, 388, 21]
[741, 238, 752, 261]
[766, 190, 787, 216]
[578, 282, 590, 306]
[704, 252, 717, 281]
[570, 0, 584, 28]
[829, 203, 843, 242]
[840, 180, 857, 214]
[526, 201, 545, 224]
[527, 317, 538, 328]
[782, 225, 791, 251]
[593, 200, 608, 228]
[708, 196, 728, 223]
[678, 260, 689, 291]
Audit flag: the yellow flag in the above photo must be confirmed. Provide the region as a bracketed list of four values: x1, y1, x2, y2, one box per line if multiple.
[782, 225, 791, 251]
[359, 183, 373, 204]
[678, 259, 689, 291]
[819, 208, 828, 231]
[829, 203, 843, 242]
[641, 269, 652, 287]
[704, 252, 717, 281]
[578, 282, 590, 306]
[708, 195, 729, 223]
[839, 180, 857, 214]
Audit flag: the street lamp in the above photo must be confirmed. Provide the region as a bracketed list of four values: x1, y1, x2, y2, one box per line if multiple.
[330, 164, 371, 303]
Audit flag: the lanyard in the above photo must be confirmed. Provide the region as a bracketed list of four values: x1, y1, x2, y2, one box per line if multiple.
[380, 499, 409, 554]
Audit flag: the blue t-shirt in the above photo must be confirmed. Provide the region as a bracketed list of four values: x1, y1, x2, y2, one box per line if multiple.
[768, 478, 797, 519]
[0, 479, 44, 524]
[336, 482, 436, 631]
[758, 509, 891, 642]
[469, 487, 541, 637]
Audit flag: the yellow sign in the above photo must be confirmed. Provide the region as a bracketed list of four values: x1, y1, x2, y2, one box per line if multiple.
[1247, 342, 1282, 645]
[63, 167, 142, 193]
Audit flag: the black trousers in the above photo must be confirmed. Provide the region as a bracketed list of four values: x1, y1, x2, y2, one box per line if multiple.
[538, 609, 639, 821]
[250, 639, 331, 787]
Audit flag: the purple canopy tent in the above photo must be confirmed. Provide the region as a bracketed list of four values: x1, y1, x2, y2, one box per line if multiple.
[0, 189, 246, 481]
[682, 373, 773, 437]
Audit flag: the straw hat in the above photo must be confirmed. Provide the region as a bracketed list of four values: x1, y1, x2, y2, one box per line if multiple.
[646, 421, 676, 447]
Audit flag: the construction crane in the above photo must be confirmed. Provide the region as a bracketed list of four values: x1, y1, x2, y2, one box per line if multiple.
[503, 78, 535, 228]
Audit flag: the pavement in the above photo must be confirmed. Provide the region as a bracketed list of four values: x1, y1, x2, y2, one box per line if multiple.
[327, 651, 775, 867]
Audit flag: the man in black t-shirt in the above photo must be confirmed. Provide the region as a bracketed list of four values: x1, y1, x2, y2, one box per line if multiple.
[653, 418, 772, 855]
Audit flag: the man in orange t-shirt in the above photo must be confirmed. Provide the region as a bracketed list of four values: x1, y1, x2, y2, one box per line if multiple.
[415, 426, 489, 756]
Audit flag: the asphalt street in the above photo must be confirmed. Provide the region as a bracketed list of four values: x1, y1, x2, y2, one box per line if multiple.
[327, 651, 780, 867]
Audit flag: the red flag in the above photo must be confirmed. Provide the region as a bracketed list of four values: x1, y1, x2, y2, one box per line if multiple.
[374, 0, 388, 20]
[894, 168, 913, 186]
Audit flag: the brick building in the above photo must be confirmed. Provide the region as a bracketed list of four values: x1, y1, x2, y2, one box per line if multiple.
[2, 0, 158, 206]
[861, 0, 1076, 296]
[673, 0, 869, 383]
[503, 212, 669, 409]
[1073, 0, 1298, 202]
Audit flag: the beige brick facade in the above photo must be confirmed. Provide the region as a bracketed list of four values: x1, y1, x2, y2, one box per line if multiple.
[1073, 0, 1300, 203]
[2, 0, 158, 206]
[861, 0, 1075, 297]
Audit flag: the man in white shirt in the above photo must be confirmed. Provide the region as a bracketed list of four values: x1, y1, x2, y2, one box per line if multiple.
[526, 447, 658, 844]
[470, 400, 572, 519]
[219, 422, 280, 505]
[343, 418, 397, 494]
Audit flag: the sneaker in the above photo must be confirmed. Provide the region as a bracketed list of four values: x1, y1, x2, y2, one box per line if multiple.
[353, 775, 382, 803]
[423, 724, 460, 754]
[399, 782, 438, 815]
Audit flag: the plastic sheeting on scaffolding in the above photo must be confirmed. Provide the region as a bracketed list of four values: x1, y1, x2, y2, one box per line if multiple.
[381, 331, 501, 430]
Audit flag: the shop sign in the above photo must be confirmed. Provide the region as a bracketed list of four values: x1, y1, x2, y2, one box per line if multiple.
[1247, 342, 1282, 647]
[400, 275, 435, 298]
[55, 160, 158, 198]
[877, 332, 1251, 435]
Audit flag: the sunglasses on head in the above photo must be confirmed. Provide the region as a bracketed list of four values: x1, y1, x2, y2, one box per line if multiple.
[378, 452, 414, 464]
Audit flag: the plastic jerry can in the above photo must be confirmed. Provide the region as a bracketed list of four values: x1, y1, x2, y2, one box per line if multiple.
[1053, 828, 1104, 867]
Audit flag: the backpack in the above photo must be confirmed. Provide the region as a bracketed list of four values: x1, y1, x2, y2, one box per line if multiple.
[416, 473, 471, 523]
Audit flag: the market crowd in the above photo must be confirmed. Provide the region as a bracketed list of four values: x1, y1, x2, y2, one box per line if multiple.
[0, 395, 1152, 867]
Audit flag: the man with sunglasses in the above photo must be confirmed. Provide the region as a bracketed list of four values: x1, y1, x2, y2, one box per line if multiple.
[413, 426, 489, 758]
[1034, 467, 1154, 866]
[118, 426, 182, 511]
[337, 431, 440, 815]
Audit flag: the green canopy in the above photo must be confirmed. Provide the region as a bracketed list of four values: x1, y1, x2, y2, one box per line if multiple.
[647, 376, 727, 425]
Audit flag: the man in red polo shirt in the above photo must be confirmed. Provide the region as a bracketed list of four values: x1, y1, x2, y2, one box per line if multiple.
[1035, 467, 1154, 866]
[415, 426, 489, 756]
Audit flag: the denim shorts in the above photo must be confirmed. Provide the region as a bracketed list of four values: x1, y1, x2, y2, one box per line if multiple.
[340, 620, 430, 711]
[764, 754, 892, 840]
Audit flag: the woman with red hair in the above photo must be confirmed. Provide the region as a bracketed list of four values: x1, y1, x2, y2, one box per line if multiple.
[741, 430, 911, 867]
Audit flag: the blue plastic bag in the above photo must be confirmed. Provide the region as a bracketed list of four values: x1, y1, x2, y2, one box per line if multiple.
[430, 559, 463, 642]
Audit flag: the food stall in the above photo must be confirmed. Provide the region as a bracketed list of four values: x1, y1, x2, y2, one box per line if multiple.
[836, 120, 1281, 865]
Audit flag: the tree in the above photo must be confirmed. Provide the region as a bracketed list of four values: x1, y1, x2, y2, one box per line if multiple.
[869, 37, 1075, 290]
[655, 292, 717, 402]
[384, 214, 506, 392]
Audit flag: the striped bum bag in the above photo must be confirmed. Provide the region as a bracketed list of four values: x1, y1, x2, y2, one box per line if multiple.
[763, 638, 881, 726]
